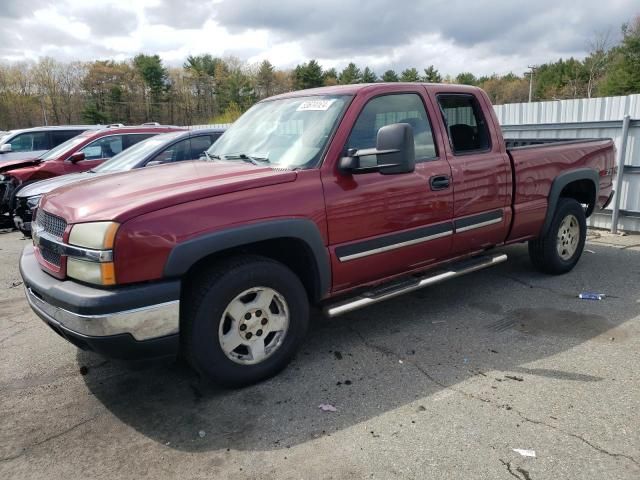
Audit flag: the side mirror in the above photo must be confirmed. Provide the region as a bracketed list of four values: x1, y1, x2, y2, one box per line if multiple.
[340, 123, 415, 175]
[0, 143, 12, 153]
[145, 160, 165, 167]
[68, 151, 85, 163]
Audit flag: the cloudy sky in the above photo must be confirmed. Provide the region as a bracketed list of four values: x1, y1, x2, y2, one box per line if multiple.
[1, 0, 636, 76]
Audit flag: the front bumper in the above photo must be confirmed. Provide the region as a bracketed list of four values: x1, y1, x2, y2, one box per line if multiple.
[20, 245, 181, 359]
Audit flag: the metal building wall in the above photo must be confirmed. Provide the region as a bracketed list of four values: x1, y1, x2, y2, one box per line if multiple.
[494, 95, 640, 232]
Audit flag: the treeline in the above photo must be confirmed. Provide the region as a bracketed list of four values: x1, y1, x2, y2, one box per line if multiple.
[0, 16, 638, 130]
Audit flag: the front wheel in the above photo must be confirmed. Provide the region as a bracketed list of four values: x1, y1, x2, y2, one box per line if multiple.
[183, 255, 309, 387]
[528, 197, 587, 274]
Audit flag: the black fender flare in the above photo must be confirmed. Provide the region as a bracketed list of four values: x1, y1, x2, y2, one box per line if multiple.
[163, 218, 331, 300]
[540, 168, 599, 236]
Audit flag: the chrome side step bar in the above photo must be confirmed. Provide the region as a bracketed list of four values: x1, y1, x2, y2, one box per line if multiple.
[324, 253, 508, 317]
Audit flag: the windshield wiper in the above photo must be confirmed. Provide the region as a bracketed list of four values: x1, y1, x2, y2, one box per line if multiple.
[203, 151, 220, 161]
[221, 153, 270, 165]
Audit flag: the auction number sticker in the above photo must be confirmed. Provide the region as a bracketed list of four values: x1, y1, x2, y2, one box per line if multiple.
[297, 99, 336, 111]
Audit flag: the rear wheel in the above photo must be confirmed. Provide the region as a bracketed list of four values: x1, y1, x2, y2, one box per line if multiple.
[528, 197, 587, 274]
[183, 255, 309, 387]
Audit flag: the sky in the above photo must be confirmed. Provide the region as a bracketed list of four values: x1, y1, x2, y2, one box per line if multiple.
[0, 0, 637, 77]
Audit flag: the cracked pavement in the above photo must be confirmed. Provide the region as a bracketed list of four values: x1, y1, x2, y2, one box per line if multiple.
[1, 229, 639, 479]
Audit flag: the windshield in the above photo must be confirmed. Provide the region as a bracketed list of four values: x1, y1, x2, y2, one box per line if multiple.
[39, 134, 89, 161]
[93, 132, 181, 173]
[207, 95, 351, 169]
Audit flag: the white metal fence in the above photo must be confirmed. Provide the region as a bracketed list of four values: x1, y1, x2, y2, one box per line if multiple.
[494, 95, 640, 232]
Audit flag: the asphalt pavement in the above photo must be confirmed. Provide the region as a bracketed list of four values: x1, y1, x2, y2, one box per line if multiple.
[1, 229, 639, 479]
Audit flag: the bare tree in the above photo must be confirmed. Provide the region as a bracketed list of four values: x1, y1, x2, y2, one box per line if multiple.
[585, 29, 613, 98]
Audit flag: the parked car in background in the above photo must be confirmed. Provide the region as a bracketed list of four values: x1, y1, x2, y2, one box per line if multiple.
[20, 83, 615, 386]
[0, 124, 183, 221]
[0, 126, 100, 162]
[13, 127, 225, 235]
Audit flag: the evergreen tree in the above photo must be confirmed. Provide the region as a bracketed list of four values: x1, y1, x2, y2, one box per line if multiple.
[455, 72, 477, 85]
[400, 67, 420, 82]
[382, 70, 399, 82]
[362, 66, 377, 83]
[255, 60, 276, 98]
[338, 62, 362, 84]
[293, 60, 324, 89]
[422, 65, 442, 83]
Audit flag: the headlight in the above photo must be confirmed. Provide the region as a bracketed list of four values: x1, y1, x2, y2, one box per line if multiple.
[67, 221, 119, 285]
[68, 221, 119, 249]
[26, 196, 41, 209]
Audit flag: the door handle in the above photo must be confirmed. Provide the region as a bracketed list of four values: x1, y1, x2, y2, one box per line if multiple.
[430, 175, 450, 191]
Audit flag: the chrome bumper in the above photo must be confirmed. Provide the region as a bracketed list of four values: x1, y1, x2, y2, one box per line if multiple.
[25, 286, 180, 341]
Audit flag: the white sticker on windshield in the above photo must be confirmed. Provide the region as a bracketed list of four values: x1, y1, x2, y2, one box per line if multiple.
[296, 99, 336, 111]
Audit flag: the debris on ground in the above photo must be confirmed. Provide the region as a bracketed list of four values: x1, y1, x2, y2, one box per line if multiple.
[432, 320, 446, 324]
[198, 430, 206, 438]
[512, 448, 536, 457]
[319, 403, 337, 412]
[585, 249, 596, 254]
[505, 375, 524, 382]
[578, 292, 605, 300]
[333, 351, 343, 360]
[9, 280, 23, 288]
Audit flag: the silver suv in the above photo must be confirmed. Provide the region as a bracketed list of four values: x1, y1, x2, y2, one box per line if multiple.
[0, 125, 101, 162]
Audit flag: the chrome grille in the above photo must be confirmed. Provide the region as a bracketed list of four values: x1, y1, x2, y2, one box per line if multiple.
[36, 210, 67, 239]
[40, 246, 62, 266]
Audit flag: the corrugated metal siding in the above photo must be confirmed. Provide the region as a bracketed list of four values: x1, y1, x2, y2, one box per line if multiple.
[494, 95, 640, 232]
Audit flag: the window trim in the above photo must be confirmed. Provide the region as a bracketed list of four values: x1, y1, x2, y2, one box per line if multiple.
[343, 91, 439, 164]
[436, 93, 492, 156]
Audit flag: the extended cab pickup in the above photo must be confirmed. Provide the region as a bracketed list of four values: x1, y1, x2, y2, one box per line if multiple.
[20, 84, 615, 386]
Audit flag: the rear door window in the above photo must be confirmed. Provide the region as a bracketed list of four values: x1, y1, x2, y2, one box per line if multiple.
[437, 94, 491, 154]
[81, 135, 124, 160]
[10, 132, 49, 152]
[50, 130, 84, 147]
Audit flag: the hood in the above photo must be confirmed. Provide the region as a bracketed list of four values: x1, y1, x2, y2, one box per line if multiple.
[40, 160, 297, 224]
[0, 157, 42, 173]
[17, 171, 100, 198]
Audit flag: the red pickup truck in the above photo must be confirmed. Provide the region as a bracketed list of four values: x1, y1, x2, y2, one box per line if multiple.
[20, 83, 615, 387]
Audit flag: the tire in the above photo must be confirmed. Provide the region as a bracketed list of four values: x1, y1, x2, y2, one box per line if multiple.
[528, 197, 587, 274]
[183, 255, 309, 387]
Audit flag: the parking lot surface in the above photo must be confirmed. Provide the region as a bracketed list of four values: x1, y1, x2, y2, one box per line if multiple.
[1, 229, 639, 479]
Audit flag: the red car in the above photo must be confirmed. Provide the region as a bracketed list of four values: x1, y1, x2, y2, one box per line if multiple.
[0, 124, 183, 216]
[21, 83, 615, 387]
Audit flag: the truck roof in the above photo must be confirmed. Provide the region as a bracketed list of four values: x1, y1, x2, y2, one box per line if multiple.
[267, 82, 484, 101]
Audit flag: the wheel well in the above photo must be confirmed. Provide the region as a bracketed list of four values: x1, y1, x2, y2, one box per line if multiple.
[181, 237, 321, 302]
[560, 179, 596, 217]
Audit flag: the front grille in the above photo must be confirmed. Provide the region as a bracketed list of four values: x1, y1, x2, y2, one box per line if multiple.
[40, 246, 62, 267]
[36, 210, 67, 239]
